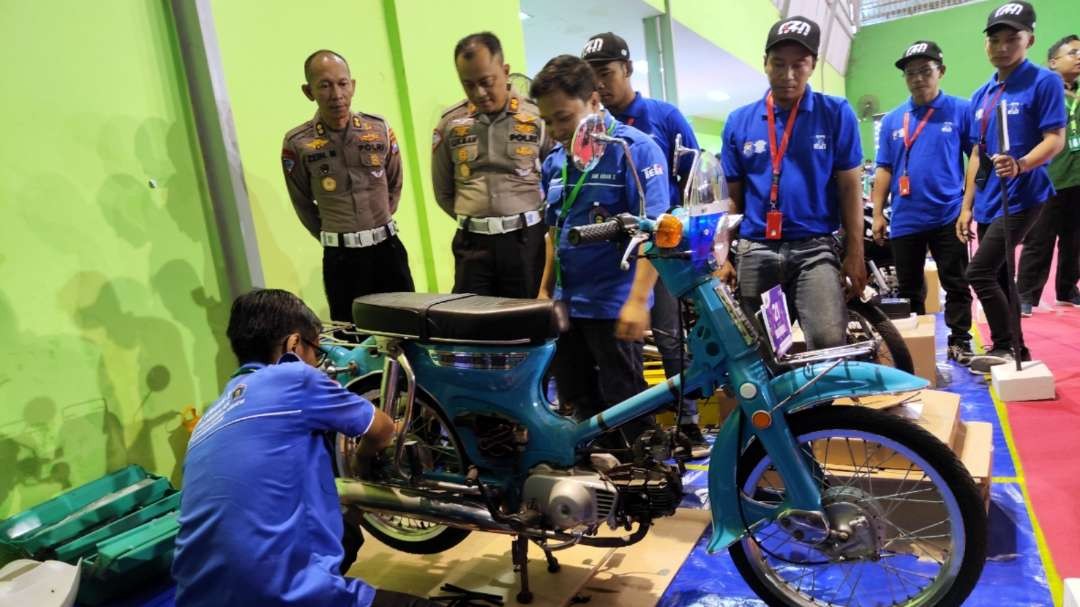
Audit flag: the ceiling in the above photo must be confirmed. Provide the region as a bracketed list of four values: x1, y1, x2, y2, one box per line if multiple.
[520, 0, 768, 124]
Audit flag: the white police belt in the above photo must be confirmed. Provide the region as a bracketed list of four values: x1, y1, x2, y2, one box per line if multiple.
[457, 211, 542, 235]
[320, 221, 398, 248]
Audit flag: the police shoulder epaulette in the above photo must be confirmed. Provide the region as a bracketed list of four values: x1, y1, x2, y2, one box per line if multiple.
[357, 111, 387, 124]
[284, 121, 316, 144]
[441, 100, 469, 119]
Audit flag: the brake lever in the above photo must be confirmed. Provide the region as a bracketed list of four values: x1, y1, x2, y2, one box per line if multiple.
[619, 233, 651, 270]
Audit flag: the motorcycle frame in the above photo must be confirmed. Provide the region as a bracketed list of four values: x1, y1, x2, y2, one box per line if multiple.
[323, 214, 928, 553]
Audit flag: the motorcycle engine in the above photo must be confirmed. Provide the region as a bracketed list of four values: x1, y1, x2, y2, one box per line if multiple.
[521, 465, 618, 530]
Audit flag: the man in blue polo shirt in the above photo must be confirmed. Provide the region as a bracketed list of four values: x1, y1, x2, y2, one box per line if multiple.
[956, 1, 1066, 373]
[581, 31, 706, 451]
[173, 289, 435, 607]
[872, 41, 975, 365]
[721, 16, 866, 350]
[531, 54, 668, 450]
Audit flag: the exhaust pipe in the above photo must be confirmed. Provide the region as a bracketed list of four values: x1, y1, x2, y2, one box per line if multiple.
[337, 479, 652, 548]
[338, 479, 519, 535]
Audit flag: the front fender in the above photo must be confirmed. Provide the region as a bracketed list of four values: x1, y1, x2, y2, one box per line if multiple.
[705, 361, 928, 553]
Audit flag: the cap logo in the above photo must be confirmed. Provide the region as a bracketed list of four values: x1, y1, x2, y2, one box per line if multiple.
[582, 38, 604, 54]
[778, 20, 811, 36]
[906, 43, 929, 56]
[994, 3, 1024, 17]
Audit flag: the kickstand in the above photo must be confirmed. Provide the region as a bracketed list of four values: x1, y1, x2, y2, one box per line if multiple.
[512, 535, 533, 604]
[429, 583, 504, 606]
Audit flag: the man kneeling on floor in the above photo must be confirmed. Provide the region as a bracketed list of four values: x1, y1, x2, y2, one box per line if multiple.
[172, 289, 439, 607]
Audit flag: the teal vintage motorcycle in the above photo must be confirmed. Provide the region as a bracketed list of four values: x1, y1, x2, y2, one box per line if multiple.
[320, 115, 987, 606]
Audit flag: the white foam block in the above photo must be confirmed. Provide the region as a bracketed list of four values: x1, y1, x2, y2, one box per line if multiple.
[1064, 578, 1080, 607]
[991, 360, 1055, 402]
[890, 313, 919, 331]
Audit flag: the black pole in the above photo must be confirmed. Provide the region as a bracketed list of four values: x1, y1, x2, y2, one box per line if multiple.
[995, 100, 1025, 372]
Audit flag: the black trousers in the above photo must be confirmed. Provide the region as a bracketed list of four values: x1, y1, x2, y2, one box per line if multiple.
[967, 207, 1041, 352]
[890, 222, 973, 345]
[323, 236, 415, 323]
[1018, 186, 1080, 304]
[550, 318, 656, 446]
[451, 222, 547, 298]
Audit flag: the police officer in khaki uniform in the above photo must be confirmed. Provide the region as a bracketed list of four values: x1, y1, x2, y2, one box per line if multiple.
[282, 50, 414, 322]
[433, 32, 554, 298]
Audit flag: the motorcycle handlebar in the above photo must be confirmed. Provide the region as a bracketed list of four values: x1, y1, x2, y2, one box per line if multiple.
[568, 219, 623, 245]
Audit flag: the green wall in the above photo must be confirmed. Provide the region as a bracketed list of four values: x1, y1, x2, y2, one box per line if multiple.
[846, 0, 1073, 160]
[0, 1, 230, 518]
[212, 0, 526, 302]
[670, 0, 780, 71]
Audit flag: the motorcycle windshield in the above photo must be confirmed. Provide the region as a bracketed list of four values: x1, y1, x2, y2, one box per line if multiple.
[684, 153, 738, 268]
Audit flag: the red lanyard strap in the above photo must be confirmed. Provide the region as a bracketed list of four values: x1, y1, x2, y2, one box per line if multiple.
[901, 107, 935, 175]
[979, 82, 1007, 146]
[766, 92, 804, 209]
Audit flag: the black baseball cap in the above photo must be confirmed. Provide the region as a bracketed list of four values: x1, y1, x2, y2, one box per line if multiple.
[895, 40, 944, 70]
[765, 16, 821, 56]
[984, 1, 1036, 33]
[582, 32, 630, 63]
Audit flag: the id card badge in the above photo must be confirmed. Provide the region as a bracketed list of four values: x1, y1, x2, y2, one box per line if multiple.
[898, 175, 911, 197]
[765, 209, 783, 240]
[1068, 133, 1080, 153]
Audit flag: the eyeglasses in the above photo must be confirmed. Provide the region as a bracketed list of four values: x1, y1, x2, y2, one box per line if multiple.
[302, 337, 328, 365]
[903, 66, 937, 80]
[1055, 48, 1080, 60]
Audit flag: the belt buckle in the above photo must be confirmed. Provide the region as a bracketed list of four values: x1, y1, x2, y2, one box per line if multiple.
[484, 217, 499, 234]
[359, 230, 374, 247]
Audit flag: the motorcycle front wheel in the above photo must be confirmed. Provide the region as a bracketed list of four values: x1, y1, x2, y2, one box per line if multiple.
[729, 406, 987, 606]
[337, 380, 471, 555]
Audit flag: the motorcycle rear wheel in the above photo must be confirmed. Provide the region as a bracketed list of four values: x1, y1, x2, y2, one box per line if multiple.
[337, 380, 471, 555]
[729, 406, 987, 606]
[847, 300, 915, 375]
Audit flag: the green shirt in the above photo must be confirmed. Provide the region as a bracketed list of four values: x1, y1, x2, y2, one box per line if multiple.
[1048, 85, 1080, 190]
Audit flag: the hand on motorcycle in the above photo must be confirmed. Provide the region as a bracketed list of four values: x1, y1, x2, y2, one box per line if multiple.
[615, 298, 650, 341]
[842, 252, 868, 300]
[715, 259, 737, 288]
[955, 208, 973, 243]
[871, 212, 888, 246]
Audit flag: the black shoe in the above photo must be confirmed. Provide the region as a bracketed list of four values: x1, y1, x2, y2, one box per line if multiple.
[676, 424, 710, 459]
[969, 348, 1030, 374]
[947, 341, 974, 366]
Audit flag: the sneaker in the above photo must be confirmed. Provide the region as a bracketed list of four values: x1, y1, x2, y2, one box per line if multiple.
[968, 349, 1012, 374]
[1055, 294, 1080, 307]
[676, 424, 710, 459]
[947, 341, 975, 366]
[1020, 302, 1033, 317]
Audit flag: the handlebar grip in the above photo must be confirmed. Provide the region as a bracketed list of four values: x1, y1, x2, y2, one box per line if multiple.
[568, 219, 622, 245]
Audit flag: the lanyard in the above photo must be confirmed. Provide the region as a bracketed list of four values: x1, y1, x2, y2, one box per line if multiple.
[901, 107, 935, 175]
[765, 91, 804, 209]
[1068, 94, 1079, 128]
[978, 81, 1007, 147]
[552, 120, 615, 286]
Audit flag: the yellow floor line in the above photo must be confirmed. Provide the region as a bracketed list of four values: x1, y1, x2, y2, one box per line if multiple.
[991, 476, 1021, 484]
[973, 330, 1064, 605]
[684, 463, 709, 471]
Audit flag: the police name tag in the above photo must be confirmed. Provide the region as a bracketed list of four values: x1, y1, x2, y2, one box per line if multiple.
[761, 285, 793, 357]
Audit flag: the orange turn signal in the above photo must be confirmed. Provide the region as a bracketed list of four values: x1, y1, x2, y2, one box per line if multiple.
[655, 214, 683, 248]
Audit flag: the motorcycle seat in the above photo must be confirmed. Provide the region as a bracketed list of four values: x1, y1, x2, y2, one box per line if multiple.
[351, 292, 569, 345]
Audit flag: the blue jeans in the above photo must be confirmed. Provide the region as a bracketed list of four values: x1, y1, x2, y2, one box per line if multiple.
[735, 236, 848, 350]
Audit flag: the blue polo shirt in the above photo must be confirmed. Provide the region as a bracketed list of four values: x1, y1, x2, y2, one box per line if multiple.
[721, 85, 863, 241]
[969, 59, 1067, 223]
[542, 113, 669, 319]
[875, 91, 973, 238]
[611, 92, 700, 207]
[173, 354, 377, 607]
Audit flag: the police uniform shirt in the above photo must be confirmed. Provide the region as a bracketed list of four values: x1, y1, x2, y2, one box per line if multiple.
[173, 354, 377, 607]
[721, 85, 863, 241]
[875, 91, 973, 238]
[281, 112, 402, 237]
[969, 59, 1067, 224]
[541, 114, 669, 319]
[432, 93, 554, 218]
[611, 91, 700, 207]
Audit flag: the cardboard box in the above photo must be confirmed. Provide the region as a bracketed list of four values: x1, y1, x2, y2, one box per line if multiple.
[957, 420, 993, 509]
[898, 314, 937, 387]
[924, 260, 941, 313]
[835, 389, 962, 453]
